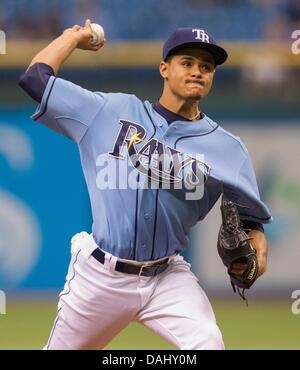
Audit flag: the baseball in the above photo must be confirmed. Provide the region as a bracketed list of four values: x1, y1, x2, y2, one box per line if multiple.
[90, 23, 105, 45]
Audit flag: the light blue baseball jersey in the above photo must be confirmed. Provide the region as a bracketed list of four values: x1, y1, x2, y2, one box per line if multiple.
[32, 76, 272, 261]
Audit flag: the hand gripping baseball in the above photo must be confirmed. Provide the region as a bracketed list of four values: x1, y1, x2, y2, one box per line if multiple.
[71, 19, 105, 51]
[217, 195, 259, 304]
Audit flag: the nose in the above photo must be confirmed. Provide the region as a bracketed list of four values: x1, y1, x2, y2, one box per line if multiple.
[190, 64, 203, 79]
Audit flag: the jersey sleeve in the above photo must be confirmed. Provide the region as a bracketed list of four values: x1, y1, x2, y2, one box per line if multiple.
[232, 149, 272, 223]
[31, 76, 106, 143]
[18, 63, 55, 103]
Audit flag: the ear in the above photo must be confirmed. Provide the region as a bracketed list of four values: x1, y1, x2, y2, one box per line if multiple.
[159, 61, 168, 79]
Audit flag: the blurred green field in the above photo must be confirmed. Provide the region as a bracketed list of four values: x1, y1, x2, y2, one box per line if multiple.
[0, 298, 299, 350]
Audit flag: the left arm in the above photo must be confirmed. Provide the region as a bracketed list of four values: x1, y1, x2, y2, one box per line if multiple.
[248, 229, 268, 277]
[231, 228, 269, 279]
[229, 141, 271, 279]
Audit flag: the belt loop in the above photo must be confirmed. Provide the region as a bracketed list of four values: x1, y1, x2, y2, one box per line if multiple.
[109, 255, 118, 273]
[103, 252, 112, 270]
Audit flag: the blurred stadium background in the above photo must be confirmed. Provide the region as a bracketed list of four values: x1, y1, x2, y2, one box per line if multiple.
[0, 0, 299, 349]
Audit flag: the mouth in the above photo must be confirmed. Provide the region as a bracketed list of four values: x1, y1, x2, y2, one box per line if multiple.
[186, 80, 205, 89]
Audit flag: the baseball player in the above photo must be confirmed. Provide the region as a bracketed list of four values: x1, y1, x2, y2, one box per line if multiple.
[19, 20, 271, 350]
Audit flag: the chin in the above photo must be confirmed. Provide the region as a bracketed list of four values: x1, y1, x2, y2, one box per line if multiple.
[185, 92, 203, 101]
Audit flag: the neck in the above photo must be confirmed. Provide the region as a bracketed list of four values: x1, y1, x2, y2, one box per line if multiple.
[159, 92, 201, 121]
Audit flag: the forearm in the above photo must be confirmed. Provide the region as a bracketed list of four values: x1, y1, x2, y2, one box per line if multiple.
[28, 32, 78, 75]
[20, 20, 104, 102]
[27, 19, 105, 74]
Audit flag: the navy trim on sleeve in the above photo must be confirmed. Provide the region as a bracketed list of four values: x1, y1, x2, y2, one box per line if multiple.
[32, 77, 56, 121]
[18, 62, 55, 103]
[242, 220, 264, 233]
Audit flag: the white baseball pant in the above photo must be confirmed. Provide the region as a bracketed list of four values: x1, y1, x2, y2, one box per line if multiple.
[44, 232, 224, 350]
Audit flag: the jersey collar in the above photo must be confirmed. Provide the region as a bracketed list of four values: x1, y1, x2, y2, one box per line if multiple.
[149, 101, 218, 136]
[152, 101, 204, 125]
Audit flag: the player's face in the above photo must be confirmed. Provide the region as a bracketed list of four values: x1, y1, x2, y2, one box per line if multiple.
[160, 49, 215, 101]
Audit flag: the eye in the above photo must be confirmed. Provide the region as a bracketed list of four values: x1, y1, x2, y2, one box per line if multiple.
[182, 61, 192, 67]
[202, 63, 213, 72]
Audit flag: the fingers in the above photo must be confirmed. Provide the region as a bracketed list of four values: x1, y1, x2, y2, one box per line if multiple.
[75, 19, 105, 52]
[231, 259, 266, 279]
[230, 263, 247, 277]
[90, 38, 106, 51]
[85, 18, 92, 31]
[72, 25, 81, 32]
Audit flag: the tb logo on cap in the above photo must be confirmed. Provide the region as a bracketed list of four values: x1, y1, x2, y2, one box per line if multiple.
[192, 29, 209, 43]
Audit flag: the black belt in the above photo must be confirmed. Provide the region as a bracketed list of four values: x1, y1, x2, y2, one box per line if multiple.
[91, 248, 169, 277]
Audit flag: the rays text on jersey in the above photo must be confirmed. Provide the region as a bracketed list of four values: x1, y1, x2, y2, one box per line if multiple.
[106, 119, 210, 196]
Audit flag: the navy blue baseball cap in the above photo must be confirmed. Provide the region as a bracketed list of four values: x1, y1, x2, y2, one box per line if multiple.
[163, 28, 228, 66]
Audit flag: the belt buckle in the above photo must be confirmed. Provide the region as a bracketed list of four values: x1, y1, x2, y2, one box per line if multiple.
[138, 260, 168, 277]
